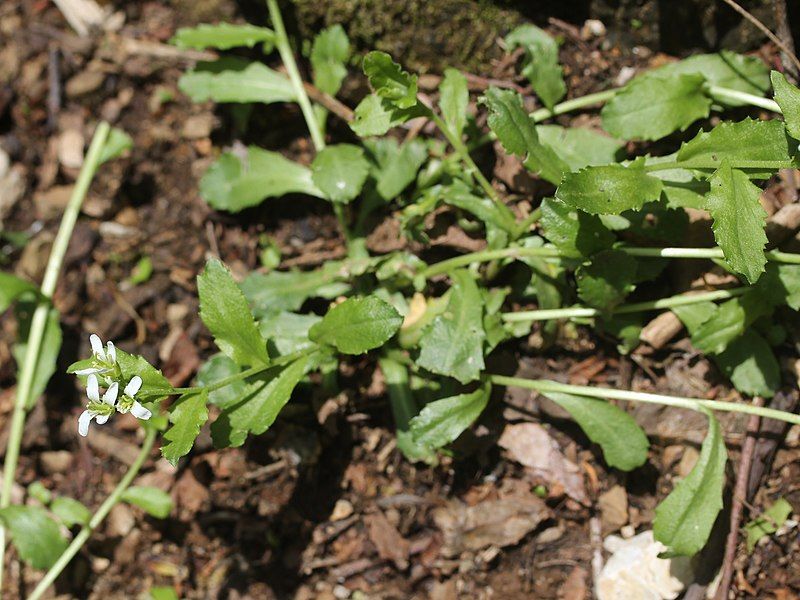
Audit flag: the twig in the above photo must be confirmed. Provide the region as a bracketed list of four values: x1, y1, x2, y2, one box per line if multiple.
[715, 397, 763, 600]
[46, 46, 61, 131]
[720, 0, 800, 74]
[301, 81, 354, 123]
[773, 0, 799, 81]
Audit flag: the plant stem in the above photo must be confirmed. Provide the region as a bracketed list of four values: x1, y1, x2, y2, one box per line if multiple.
[530, 89, 618, 122]
[26, 428, 156, 600]
[266, 0, 325, 151]
[0, 122, 110, 592]
[487, 375, 800, 426]
[502, 286, 747, 322]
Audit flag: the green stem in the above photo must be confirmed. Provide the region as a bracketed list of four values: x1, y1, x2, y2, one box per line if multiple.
[0, 122, 110, 591]
[646, 159, 795, 172]
[705, 85, 781, 113]
[502, 286, 747, 322]
[26, 428, 156, 600]
[487, 374, 800, 426]
[267, 0, 325, 151]
[530, 89, 619, 122]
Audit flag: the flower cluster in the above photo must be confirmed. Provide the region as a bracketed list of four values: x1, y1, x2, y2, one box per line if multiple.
[76, 334, 152, 437]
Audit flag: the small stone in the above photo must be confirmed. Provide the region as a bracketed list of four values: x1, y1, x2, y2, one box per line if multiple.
[330, 499, 354, 521]
[34, 185, 73, 218]
[598, 485, 628, 534]
[39, 450, 72, 474]
[107, 503, 135, 537]
[58, 129, 85, 169]
[182, 114, 215, 139]
[614, 66, 638, 87]
[582, 19, 607, 38]
[66, 70, 105, 98]
[676, 447, 699, 478]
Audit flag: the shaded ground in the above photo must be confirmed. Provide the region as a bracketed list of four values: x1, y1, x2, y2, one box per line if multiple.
[1, 1, 799, 599]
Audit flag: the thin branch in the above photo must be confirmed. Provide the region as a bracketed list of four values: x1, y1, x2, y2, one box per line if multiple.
[720, 0, 800, 74]
[302, 81, 354, 123]
[773, 0, 798, 81]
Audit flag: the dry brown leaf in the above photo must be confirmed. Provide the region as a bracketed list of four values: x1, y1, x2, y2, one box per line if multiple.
[365, 510, 410, 570]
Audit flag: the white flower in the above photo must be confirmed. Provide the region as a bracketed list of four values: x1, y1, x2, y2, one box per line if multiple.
[74, 334, 118, 376]
[78, 374, 118, 437]
[116, 375, 152, 421]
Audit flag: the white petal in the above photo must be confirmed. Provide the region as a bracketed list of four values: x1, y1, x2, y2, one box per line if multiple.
[74, 367, 102, 376]
[95, 413, 110, 425]
[124, 375, 143, 398]
[130, 402, 152, 420]
[106, 341, 116, 363]
[87, 375, 100, 402]
[90, 334, 105, 361]
[103, 382, 119, 406]
[78, 410, 93, 436]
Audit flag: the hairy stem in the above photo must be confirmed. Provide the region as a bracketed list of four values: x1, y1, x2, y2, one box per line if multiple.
[26, 428, 156, 600]
[488, 375, 800, 426]
[0, 122, 110, 591]
[266, 0, 325, 151]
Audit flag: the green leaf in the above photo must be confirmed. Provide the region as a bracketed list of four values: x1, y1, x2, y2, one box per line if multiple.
[676, 118, 791, 178]
[439, 68, 468, 138]
[311, 25, 350, 96]
[442, 180, 518, 234]
[311, 144, 370, 203]
[0, 271, 36, 311]
[178, 59, 295, 104]
[576, 249, 638, 311]
[200, 146, 323, 212]
[417, 270, 486, 384]
[380, 358, 438, 464]
[27, 482, 52, 505]
[772, 70, 800, 140]
[115, 349, 171, 400]
[556, 160, 663, 215]
[543, 392, 649, 471]
[745, 497, 793, 552]
[211, 356, 310, 447]
[171, 23, 276, 50]
[659, 51, 770, 102]
[149, 587, 180, 600]
[653, 410, 727, 557]
[673, 301, 718, 334]
[602, 72, 711, 141]
[350, 94, 424, 137]
[482, 87, 567, 185]
[706, 162, 768, 283]
[50, 497, 91, 528]
[715, 330, 779, 398]
[371, 138, 428, 200]
[13, 304, 61, 408]
[310, 296, 403, 354]
[537, 125, 623, 171]
[409, 382, 491, 450]
[0, 506, 68, 569]
[540, 197, 614, 258]
[505, 24, 565, 109]
[240, 263, 350, 317]
[198, 258, 269, 367]
[98, 127, 133, 164]
[121, 486, 173, 519]
[161, 391, 209, 466]
[259, 312, 321, 356]
[362, 51, 418, 110]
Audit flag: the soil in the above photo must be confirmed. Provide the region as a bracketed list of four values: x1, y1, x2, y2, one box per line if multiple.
[1, 1, 799, 599]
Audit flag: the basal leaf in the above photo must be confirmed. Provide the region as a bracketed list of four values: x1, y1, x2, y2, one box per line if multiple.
[310, 296, 403, 354]
[0, 506, 68, 569]
[537, 125, 623, 171]
[198, 258, 269, 367]
[660, 51, 770, 102]
[576, 249, 638, 311]
[0, 271, 37, 311]
[171, 23, 276, 51]
[161, 391, 209, 466]
[555, 160, 663, 215]
[417, 270, 486, 384]
[676, 118, 791, 178]
[409, 382, 492, 450]
[13, 303, 61, 408]
[259, 312, 321, 356]
[543, 392, 649, 471]
[439, 68, 469, 138]
[121, 486, 173, 519]
[362, 51, 418, 110]
[715, 330, 779, 398]
[654, 409, 727, 557]
[350, 94, 425, 137]
[772, 70, 800, 140]
[745, 498, 793, 552]
[373, 138, 427, 200]
[602, 72, 711, 141]
[540, 197, 614, 258]
[50, 497, 91, 528]
[505, 24, 565, 109]
[310, 25, 350, 96]
[311, 144, 370, 203]
[482, 87, 567, 184]
[706, 162, 768, 283]
[179, 59, 295, 104]
[200, 146, 323, 212]
[673, 301, 718, 334]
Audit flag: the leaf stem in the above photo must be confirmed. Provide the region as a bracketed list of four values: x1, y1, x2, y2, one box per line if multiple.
[0, 122, 110, 592]
[529, 89, 618, 122]
[705, 85, 781, 113]
[26, 428, 156, 600]
[487, 374, 800, 426]
[502, 286, 747, 322]
[266, 0, 325, 151]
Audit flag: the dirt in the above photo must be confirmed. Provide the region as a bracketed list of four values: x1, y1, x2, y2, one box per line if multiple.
[1, 1, 799, 599]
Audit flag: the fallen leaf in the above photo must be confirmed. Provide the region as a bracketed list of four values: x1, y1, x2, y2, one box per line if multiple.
[365, 510, 410, 570]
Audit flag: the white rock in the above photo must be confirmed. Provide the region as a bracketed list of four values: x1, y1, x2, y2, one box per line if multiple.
[597, 530, 693, 600]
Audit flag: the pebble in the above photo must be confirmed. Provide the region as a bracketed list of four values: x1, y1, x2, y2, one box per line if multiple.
[66, 70, 105, 98]
[39, 450, 72, 474]
[58, 129, 85, 169]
